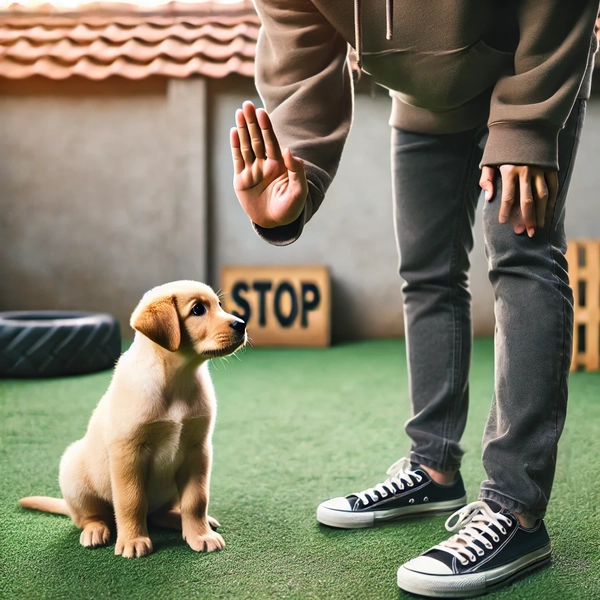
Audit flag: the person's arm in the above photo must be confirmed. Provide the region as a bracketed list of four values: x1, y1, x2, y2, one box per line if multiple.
[234, 0, 353, 246]
[483, 0, 597, 169]
[479, 0, 598, 237]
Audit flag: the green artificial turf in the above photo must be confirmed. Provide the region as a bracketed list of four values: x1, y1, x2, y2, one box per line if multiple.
[1, 339, 599, 600]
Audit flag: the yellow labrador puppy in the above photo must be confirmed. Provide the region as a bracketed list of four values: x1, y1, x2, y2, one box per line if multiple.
[19, 280, 246, 558]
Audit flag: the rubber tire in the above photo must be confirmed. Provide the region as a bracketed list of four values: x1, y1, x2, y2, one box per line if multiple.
[0, 311, 121, 378]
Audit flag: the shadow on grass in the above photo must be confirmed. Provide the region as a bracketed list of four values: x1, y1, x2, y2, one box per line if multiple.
[315, 513, 450, 539]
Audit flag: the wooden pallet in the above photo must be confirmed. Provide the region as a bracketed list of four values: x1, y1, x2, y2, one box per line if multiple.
[567, 239, 600, 371]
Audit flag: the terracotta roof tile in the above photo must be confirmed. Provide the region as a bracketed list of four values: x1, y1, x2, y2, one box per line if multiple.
[0, 1, 259, 80]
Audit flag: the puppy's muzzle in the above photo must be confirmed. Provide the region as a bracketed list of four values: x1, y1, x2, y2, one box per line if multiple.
[229, 319, 246, 334]
[229, 319, 247, 346]
[210, 318, 245, 357]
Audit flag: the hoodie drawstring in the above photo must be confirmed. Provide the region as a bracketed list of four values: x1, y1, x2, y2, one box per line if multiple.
[354, 0, 363, 69]
[354, 0, 393, 69]
[386, 0, 393, 40]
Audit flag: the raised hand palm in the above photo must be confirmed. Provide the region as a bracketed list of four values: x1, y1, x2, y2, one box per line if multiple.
[231, 102, 308, 229]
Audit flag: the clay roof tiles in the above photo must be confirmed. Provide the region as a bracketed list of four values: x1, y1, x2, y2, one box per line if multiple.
[0, 1, 259, 80]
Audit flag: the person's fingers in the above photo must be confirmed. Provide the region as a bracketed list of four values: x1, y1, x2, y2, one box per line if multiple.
[519, 171, 536, 237]
[256, 108, 283, 162]
[479, 166, 496, 201]
[242, 101, 265, 160]
[510, 202, 527, 235]
[230, 127, 245, 175]
[533, 172, 549, 229]
[498, 168, 517, 224]
[235, 108, 255, 164]
[509, 201, 526, 235]
[513, 220, 526, 235]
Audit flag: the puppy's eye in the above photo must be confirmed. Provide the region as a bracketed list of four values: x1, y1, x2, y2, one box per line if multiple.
[191, 303, 206, 316]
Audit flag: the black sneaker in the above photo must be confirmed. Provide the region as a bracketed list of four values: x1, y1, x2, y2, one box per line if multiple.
[397, 500, 552, 598]
[316, 458, 467, 529]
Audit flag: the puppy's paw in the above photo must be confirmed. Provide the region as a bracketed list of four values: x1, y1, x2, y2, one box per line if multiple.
[80, 522, 111, 548]
[115, 536, 153, 558]
[185, 530, 225, 553]
[207, 515, 221, 530]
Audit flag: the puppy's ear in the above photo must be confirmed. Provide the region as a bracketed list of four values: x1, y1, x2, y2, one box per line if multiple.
[130, 296, 181, 351]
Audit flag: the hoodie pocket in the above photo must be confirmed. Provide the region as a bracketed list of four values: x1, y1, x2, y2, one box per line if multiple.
[365, 39, 514, 112]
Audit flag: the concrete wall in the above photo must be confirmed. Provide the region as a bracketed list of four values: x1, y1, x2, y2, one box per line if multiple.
[1, 74, 599, 340]
[0, 77, 208, 335]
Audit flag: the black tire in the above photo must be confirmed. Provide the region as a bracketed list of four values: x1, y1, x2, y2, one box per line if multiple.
[0, 311, 121, 378]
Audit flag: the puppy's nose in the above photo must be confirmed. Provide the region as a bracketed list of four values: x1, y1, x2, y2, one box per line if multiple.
[229, 319, 246, 332]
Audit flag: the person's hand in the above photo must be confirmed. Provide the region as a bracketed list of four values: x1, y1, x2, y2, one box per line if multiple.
[479, 165, 558, 237]
[230, 101, 308, 229]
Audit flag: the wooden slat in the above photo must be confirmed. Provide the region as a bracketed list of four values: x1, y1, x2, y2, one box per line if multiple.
[568, 239, 600, 371]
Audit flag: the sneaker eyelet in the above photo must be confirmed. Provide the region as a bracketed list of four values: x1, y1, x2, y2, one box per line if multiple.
[492, 535, 499, 542]
[485, 543, 492, 549]
[500, 527, 506, 534]
[470, 556, 477, 562]
[461, 560, 469, 566]
[416, 476, 422, 482]
[477, 550, 484, 556]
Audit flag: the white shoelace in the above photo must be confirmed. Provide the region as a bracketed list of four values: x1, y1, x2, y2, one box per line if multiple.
[433, 501, 514, 566]
[354, 457, 422, 504]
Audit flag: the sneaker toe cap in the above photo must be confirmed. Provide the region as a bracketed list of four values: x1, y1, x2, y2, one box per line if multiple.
[319, 496, 353, 511]
[402, 555, 453, 575]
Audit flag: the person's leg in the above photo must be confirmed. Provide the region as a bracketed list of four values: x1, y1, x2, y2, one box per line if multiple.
[397, 99, 587, 598]
[316, 127, 484, 529]
[479, 99, 587, 519]
[392, 126, 484, 476]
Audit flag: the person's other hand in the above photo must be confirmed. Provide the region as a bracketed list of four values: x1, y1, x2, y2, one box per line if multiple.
[479, 166, 558, 237]
[230, 101, 308, 229]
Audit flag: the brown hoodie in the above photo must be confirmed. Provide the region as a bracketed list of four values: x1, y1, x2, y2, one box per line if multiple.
[252, 0, 598, 245]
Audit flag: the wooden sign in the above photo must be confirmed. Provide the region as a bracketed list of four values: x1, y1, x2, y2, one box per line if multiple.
[567, 239, 600, 371]
[220, 265, 330, 347]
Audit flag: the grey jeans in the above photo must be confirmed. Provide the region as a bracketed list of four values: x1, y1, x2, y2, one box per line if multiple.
[392, 99, 586, 519]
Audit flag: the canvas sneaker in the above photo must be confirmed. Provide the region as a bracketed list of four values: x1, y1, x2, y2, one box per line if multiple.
[397, 500, 552, 598]
[316, 457, 467, 529]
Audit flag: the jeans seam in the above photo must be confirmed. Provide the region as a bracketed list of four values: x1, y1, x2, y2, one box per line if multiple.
[441, 136, 478, 468]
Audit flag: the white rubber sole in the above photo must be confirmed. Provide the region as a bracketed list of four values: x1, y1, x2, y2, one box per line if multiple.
[316, 495, 467, 529]
[397, 543, 552, 598]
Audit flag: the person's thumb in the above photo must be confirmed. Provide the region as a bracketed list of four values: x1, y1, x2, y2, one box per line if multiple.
[282, 148, 308, 194]
[283, 148, 304, 175]
[479, 166, 496, 201]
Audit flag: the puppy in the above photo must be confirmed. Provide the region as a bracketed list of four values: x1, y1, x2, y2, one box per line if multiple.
[19, 280, 246, 558]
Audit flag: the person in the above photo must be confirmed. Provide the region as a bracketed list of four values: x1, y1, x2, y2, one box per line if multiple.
[230, 1, 599, 597]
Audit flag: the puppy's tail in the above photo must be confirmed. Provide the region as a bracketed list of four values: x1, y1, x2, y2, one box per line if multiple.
[19, 496, 71, 517]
